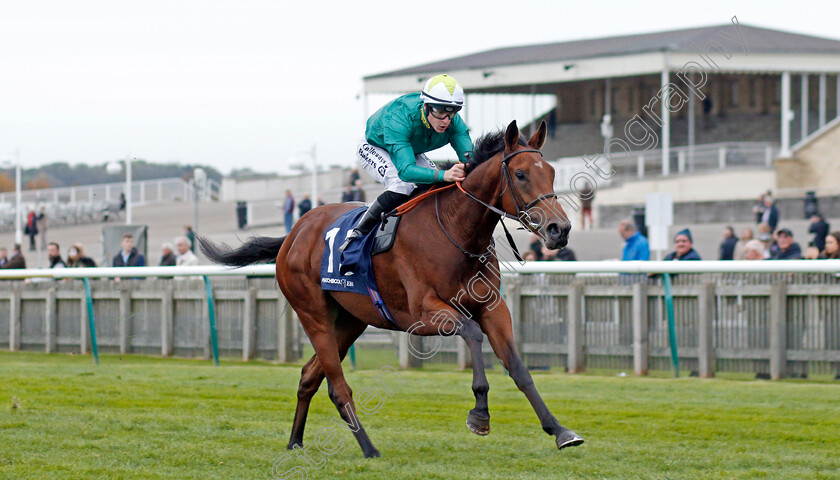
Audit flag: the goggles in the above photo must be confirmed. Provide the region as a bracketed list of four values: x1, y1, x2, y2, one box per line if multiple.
[428, 105, 460, 120]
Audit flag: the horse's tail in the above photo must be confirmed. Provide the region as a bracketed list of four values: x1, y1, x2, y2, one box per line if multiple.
[197, 235, 285, 267]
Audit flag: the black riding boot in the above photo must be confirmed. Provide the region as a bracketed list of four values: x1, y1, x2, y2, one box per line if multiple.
[339, 190, 409, 252]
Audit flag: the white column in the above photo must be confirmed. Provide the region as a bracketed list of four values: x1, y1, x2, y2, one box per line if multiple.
[818, 73, 826, 128]
[781, 72, 792, 157]
[661, 70, 670, 176]
[126, 157, 133, 225]
[530, 84, 537, 136]
[14, 153, 22, 245]
[688, 75, 696, 171]
[837, 75, 840, 120]
[801, 74, 809, 140]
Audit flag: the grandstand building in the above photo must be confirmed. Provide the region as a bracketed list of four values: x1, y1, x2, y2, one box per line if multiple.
[363, 23, 840, 224]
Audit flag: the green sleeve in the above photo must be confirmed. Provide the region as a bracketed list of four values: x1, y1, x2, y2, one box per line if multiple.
[449, 116, 474, 163]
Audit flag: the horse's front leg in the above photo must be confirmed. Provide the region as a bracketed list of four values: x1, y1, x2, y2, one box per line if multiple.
[412, 295, 491, 435]
[476, 302, 584, 450]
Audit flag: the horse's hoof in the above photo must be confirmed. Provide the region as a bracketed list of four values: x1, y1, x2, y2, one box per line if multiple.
[466, 412, 490, 436]
[364, 448, 381, 458]
[287, 440, 303, 450]
[555, 429, 584, 450]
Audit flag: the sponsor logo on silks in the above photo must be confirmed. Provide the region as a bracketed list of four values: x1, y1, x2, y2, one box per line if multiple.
[322, 277, 354, 288]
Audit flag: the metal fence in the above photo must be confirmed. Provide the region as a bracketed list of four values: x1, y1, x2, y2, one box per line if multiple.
[1, 262, 839, 379]
[551, 141, 777, 192]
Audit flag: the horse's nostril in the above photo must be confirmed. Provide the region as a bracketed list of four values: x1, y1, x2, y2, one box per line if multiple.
[547, 223, 560, 238]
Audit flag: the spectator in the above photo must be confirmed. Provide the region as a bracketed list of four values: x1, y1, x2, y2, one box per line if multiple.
[808, 214, 830, 251]
[46, 242, 66, 268]
[24, 209, 39, 251]
[317, 196, 326, 207]
[67, 244, 96, 268]
[521, 250, 538, 262]
[0, 247, 7, 267]
[175, 236, 200, 266]
[37, 206, 48, 251]
[541, 244, 576, 261]
[759, 196, 779, 232]
[347, 168, 360, 187]
[579, 181, 594, 230]
[758, 232, 774, 259]
[719, 226, 738, 260]
[184, 226, 196, 253]
[341, 184, 355, 203]
[298, 194, 313, 218]
[733, 228, 753, 260]
[159, 242, 177, 266]
[353, 180, 366, 203]
[664, 229, 701, 261]
[112, 233, 145, 267]
[618, 219, 650, 261]
[752, 193, 766, 224]
[743, 239, 766, 260]
[283, 190, 295, 234]
[820, 231, 840, 259]
[1, 244, 25, 269]
[804, 246, 821, 260]
[119, 192, 127, 211]
[528, 234, 544, 261]
[769, 228, 802, 260]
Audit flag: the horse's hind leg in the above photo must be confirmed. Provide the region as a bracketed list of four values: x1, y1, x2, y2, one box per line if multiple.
[459, 320, 491, 436]
[299, 312, 380, 458]
[287, 313, 367, 450]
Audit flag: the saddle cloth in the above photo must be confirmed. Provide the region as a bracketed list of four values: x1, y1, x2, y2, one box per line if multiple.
[320, 207, 396, 324]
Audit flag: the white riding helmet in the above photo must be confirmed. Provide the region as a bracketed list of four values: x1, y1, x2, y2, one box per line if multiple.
[421, 74, 465, 112]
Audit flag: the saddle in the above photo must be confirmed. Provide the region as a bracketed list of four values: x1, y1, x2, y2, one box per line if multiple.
[371, 214, 401, 256]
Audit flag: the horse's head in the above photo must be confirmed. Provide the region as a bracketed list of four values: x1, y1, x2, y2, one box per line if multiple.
[499, 120, 571, 249]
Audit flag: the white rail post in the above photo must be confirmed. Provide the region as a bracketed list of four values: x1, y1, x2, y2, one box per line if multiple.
[632, 282, 648, 376]
[45, 288, 57, 353]
[697, 283, 716, 378]
[770, 282, 787, 380]
[161, 286, 174, 357]
[718, 146, 727, 169]
[637, 155, 645, 178]
[567, 283, 584, 373]
[277, 293, 295, 363]
[243, 287, 257, 361]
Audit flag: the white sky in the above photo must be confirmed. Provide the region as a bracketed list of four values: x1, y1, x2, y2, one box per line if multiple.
[1, 0, 838, 174]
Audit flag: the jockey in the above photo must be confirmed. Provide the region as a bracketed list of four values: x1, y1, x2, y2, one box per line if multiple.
[339, 74, 472, 252]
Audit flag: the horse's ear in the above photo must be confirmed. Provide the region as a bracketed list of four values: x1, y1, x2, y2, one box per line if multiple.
[528, 120, 547, 150]
[504, 120, 519, 151]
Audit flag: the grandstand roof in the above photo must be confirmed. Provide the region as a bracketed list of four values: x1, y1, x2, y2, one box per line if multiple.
[364, 24, 840, 93]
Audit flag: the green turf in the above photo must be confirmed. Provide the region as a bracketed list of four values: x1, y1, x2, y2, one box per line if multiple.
[1, 351, 839, 479]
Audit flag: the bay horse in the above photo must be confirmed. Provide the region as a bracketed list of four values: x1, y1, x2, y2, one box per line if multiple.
[199, 120, 583, 458]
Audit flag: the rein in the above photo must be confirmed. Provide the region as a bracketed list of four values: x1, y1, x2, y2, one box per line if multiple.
[390, 148, 556, 262]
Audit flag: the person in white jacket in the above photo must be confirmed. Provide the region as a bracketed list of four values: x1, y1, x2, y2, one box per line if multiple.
[175, 236, 199, 266]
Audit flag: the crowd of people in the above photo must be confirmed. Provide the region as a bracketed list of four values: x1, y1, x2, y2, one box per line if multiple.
[0, 225, 206, 272]
[522, 191, 838, 263]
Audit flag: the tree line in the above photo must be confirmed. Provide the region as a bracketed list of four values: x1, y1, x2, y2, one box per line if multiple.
[0, 160, 225, 192]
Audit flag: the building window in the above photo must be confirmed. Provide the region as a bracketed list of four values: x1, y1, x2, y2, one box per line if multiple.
[590, 89, 597, 116]
[773, 78, 781, 105]
[750, 77, 760, 108]
[730, 80, 739, 107]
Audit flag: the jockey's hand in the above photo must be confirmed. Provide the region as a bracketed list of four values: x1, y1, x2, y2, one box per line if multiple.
[443, 162, 466, 183]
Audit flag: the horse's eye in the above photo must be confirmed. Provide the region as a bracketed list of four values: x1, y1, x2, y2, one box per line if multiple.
[515, 170, 526, 180]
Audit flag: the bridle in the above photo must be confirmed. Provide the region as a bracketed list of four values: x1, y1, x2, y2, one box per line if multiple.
[437, 147, 559, 259]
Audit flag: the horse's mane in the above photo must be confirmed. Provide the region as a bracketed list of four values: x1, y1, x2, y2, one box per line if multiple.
[466, 130, 528, 176]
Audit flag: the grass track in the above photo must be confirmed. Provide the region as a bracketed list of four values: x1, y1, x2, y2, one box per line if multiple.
[1, 352, 839, 479]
